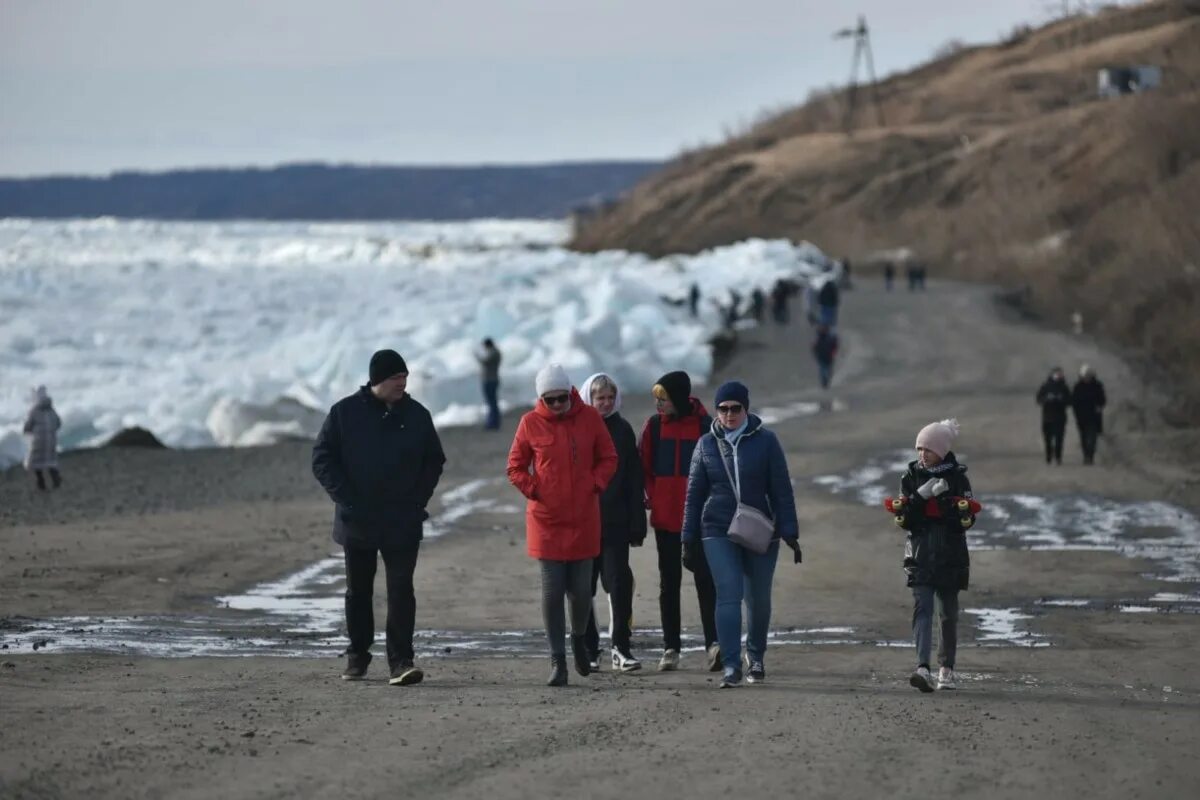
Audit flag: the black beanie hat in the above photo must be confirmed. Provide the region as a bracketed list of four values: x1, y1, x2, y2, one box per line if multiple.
[369, 349, 408, 386]
[654, 370, 692, 416]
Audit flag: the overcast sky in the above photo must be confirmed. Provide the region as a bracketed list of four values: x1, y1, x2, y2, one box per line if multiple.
[2, 1, 1075, 177]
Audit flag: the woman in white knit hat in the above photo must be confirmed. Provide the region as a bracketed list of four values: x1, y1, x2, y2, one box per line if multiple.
[506, 364, 618, 686]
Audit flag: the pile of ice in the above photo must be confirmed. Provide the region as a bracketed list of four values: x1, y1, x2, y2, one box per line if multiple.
[0, 217, 835, 467]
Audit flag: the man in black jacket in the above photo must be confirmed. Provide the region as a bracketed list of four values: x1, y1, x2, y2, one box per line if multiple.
[1035, 367, 1071, 464]
[312, 349, 446, 685]
[1072, 364, 1107, 465]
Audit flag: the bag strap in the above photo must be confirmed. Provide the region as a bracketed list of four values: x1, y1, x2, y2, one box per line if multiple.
[716, 436, 743, 502]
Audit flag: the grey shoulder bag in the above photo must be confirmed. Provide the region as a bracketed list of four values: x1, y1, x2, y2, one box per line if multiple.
[717, 437, 776, 554]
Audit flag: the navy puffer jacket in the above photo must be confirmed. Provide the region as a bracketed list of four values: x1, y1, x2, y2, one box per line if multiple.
[681, 414, 798, 545]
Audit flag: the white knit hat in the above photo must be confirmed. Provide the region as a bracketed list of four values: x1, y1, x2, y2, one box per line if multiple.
[535, 363, 571, 398]
[915, 418, 960, 459]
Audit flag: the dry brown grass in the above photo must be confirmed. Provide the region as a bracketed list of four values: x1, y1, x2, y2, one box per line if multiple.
[572, 0, 1200, 422]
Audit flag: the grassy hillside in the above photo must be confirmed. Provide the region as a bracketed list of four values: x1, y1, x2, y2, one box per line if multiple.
[572, 1, 1200, 422]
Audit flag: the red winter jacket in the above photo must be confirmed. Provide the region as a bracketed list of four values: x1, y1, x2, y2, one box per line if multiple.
[639, 398, 710, 533]
[507, 388, 618, 561]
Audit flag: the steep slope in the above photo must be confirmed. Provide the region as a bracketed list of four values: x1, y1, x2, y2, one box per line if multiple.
[572, 1, 1200, 420]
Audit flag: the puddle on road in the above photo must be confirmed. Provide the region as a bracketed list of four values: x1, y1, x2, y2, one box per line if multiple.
[1, 464, 1051, 658]
[814, 452, 1200, 619]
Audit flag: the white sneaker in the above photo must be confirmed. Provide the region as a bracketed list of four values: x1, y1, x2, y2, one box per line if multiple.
[937, 667, 957, 690]
[657, 649, 680, 672]
[909, 666, 935, 693]
[611, 649, 642, 673]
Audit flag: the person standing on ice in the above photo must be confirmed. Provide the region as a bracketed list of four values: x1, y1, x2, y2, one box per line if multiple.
[23, 385, 62, 491]
[312, 349, 446, 687]
[507, 364, 618, 687]
[477, 338, 502, 431]
[639, 371, 720, 673]
[886, 418, 977, 693]
[579, 372, 647, 674]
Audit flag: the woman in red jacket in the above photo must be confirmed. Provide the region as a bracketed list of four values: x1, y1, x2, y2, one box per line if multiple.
[507, 363, 618, 687]
[639, 370, 719, 673]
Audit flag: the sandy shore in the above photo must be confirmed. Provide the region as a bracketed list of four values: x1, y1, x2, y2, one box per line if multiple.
[2, 280, 1198, 799]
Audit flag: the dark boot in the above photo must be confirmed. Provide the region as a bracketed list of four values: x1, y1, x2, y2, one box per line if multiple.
[547, 655, 568, 687]
[570, 635, 591, 677]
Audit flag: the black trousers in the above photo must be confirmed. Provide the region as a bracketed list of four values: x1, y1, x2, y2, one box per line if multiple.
[655, 529, 717, 651]
[1077, 421, 1100, 464]
[1041, 421, 1065, 463]
[584, 541, 635, 655]
[34, 468, 62, 490]
[344, 543, 420, 668]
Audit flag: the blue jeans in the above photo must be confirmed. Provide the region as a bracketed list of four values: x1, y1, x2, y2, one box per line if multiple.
[482, 380, 500, 430]
[702, 537, 780, 671]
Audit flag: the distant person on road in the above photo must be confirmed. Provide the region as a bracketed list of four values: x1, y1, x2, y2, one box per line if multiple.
[1035, 367, 1071, 464]
[817, 276, 840, 328]
[812, 324, 839, 390]
[640, 371, 720, 673]
[312, 349, 446, 687]
[750, 287, 766, 323]
[906, 265, 919, 291]
[890, 418, 976, 693]
[507, 364, 617, 687]
[682, 380, 800, 688]
[23, 385, 62, 491]
[579, 372, 647, 674]
[770, 280, 790, 325]
[477, 338, 502, 431]
[884, 262, 896, 291]
[1072, 365, 1107, 465]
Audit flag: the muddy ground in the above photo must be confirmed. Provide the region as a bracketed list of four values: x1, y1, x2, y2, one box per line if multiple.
[2, 280, 1198, 799]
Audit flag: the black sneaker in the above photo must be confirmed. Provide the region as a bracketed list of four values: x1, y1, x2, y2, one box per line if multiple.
[341, 652, 371, 681]
[719, 668, 743, 689]
[388, 661, 424, 686]
[746, 659, 766, 684]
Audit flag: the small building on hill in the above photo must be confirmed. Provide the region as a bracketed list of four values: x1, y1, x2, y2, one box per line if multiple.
[1097, 65, 1161, 98]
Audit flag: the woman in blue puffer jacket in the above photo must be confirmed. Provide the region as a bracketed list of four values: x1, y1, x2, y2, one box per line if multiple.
[682, 380, 799, 688]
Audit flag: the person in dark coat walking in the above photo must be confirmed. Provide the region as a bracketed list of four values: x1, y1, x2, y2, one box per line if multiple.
[1035, 367, 1071, 464]
[682, 381, 799, 688]
[477, 338, 502, 431]
[812, 324, 839, 389]
[750, 288, 766, 323]
[312, 349, 446, 686]
[1072, 364, 1107, 465]
[889, 419, 976, 693]
[580, 372, 647, 673]
[884, 262, 896, 291]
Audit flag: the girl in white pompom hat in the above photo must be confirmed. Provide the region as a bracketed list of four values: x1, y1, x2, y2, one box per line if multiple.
[889, 418, 979, 693]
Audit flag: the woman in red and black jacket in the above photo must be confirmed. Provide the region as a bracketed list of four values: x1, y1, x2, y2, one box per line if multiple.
[639, 370, 719, 672]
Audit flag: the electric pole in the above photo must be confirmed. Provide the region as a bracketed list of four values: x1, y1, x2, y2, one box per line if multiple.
[834, 15, 885, 133]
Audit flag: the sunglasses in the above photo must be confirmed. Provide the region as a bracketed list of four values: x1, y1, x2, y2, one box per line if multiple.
[716, 404, 744, 414]
[542, 393, 570, 406]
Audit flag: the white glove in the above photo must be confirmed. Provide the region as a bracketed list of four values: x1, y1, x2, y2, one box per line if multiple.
[917, 478, 950, 499]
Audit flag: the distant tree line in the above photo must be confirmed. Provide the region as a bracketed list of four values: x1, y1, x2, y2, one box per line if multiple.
[0, 161, 663, 221]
